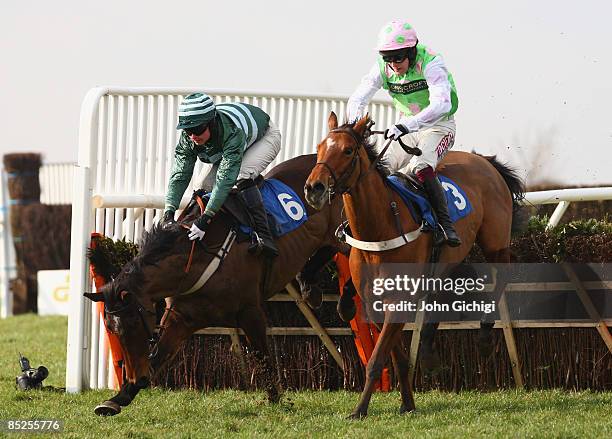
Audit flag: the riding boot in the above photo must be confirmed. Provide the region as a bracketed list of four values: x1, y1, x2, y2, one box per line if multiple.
[422, 176, 462, 247]
[239, 184, 279, 257]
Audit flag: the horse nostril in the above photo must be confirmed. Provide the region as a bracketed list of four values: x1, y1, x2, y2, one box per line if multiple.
[312, 182, 325, 195]
[304, 183, 312, 194]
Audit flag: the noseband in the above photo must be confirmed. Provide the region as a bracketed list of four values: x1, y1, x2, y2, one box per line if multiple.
[105, 294, 158, 351]
[315, 127, 394, 197]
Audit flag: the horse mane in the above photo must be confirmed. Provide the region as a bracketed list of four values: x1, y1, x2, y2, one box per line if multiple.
[114, 222, 185, 292]
[339, 120, 390, 177]
[137, 222, 185, 265]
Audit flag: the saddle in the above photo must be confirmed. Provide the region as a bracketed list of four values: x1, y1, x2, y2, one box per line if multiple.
[388, 172, 427, 227]
[186, 190, 275, 243]
[184, 175, 307, 243]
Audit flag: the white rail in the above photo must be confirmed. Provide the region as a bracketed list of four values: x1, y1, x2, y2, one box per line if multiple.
[66, 86, 612, 393]
[521, 187, 612, 229]
[65, 87, 403, 392]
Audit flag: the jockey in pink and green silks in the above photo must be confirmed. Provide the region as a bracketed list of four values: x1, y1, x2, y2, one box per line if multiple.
[347, 20, 461, 247]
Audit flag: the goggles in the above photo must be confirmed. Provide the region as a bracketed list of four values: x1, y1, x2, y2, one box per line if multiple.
[184, 123, 207, 136]
[382, 52, 409, 63]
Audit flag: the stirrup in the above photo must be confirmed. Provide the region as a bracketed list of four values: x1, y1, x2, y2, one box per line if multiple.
[433, 227, 446, 247]
[248, 232, 264, 255]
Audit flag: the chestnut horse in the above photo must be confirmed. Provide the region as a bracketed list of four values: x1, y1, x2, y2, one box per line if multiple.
[84, 154, 344, 416]
[304, 113, 524, 418]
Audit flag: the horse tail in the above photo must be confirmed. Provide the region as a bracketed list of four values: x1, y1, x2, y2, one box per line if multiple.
[477, 154, 527, 234]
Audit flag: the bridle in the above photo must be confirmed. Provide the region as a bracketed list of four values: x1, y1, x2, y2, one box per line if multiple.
[101, 194, 234, 367]
[104, 292, 158, 351]
[315, 127, 395, 198]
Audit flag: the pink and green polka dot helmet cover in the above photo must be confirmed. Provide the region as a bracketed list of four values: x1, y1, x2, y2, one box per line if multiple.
[377, 20, 418, 51]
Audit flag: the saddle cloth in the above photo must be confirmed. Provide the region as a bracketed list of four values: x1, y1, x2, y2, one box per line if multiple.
[386, 175, 472, 229]
[198, 178, 308, 238]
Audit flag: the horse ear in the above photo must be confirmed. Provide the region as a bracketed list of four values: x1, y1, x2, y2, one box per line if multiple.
[84, 292, 105, 302]
[353, 113, 370, 137]
[328, 111, 338, 131]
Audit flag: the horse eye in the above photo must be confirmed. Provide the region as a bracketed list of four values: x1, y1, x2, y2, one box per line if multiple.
[344, 148, 354, 156]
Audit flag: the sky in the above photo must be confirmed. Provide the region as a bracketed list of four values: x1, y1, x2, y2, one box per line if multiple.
[1, 0, 611, 186]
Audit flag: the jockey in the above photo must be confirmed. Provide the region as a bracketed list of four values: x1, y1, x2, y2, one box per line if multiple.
[347, 20, 461, 247]
[163, 92, 281, 257]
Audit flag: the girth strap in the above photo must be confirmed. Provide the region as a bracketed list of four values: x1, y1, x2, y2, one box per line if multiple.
[179, 230, 237, 295]
[335, 221, 423, 252]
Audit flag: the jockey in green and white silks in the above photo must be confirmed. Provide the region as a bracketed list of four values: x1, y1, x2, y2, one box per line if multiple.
[347, 20, 461, 247]
[164, 92, 281, 257]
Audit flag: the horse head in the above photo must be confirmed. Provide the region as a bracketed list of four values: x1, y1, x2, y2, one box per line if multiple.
[83, 202, 228, 385]
[84, 275, 156, 389]
[304, 112, 378, 210]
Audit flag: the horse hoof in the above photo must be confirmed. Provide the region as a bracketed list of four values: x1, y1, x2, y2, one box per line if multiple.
[399, 404, 416, 415]
[303, 286, 322, 309]
[347, 411, 367, 420]
[337, 302, 356, 322]
[267, 392, 281, 404]
[94, 400, 121, 416]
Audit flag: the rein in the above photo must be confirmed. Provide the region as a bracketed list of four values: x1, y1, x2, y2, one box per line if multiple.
[315, 127, 417, 197]
[178, 195, 206, 273]
[315, 128, 363, 196]
[316, 125, 425, 252]
[105, 294, 158, 349]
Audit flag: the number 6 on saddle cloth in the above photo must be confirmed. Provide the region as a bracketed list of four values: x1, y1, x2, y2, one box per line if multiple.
[189, 178, 308, 242]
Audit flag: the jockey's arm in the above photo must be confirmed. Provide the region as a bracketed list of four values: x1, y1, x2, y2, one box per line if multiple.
[397, 57, 453, 132]
[204, 130, 246, 217]
[347, 63, 383, 121]
[165, 135, 197, 213]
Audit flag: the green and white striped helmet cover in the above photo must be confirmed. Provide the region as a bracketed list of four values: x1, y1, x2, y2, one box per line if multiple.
[176, 93, 216, 130]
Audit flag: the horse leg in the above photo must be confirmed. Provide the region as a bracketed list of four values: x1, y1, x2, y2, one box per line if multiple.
[95, 303, 196, 416]
[419, 321, 441, 372]
[94, 376, 150, 416]
[296, 245, 337, 309]
[337, 277, 357, 322]
[237, 305, 281, 403]
[148, 304, 196, 376]
[390, 333, 416, 414]
[479, 248, 512, 357]
[349, 321, 404, 419]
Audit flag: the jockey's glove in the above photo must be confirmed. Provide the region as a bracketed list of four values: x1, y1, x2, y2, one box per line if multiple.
[188, 212, 214, 241]
[162, 210, 176, 224]
[385, 123, 410, 140]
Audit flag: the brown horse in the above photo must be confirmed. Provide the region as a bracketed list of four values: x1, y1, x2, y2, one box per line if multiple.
[84, 154, 344, 416]
[304, 113, 524, 418]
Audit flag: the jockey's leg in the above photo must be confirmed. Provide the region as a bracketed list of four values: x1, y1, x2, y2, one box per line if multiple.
[237, 121, 282, 257]
[404, 118, 461, 247]
[238, 179, 279, 256]
[418, 167, 461, 246]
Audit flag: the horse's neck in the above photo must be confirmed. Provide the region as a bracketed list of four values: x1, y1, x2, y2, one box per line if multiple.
[343, 169, 418, 242]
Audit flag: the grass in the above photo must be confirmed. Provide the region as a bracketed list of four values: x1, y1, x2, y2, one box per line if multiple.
[1, 315, 611, 438]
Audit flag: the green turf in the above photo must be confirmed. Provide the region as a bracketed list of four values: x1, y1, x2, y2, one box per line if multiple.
[1, 315, 610, 438]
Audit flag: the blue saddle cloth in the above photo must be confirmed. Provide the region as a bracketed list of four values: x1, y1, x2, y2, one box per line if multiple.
[386, 175, 472, 229]
[237, 178, 308, 237]
[259, 179, 308, 236]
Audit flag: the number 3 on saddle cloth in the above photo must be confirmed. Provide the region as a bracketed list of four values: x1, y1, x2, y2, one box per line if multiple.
[197, 179, 308, 242]
[386, 174, 473, 231]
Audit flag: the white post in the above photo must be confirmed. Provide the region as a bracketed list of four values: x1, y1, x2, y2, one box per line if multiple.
[0, 169, 13, 318]
[546, 200, 571, 229]
[66, 87, 108, 393]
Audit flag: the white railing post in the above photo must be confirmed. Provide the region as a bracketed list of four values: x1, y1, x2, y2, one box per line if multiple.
[546, 201, 571, 229]
[66, 87, 108, 393]
[0, 168, 13, 318]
